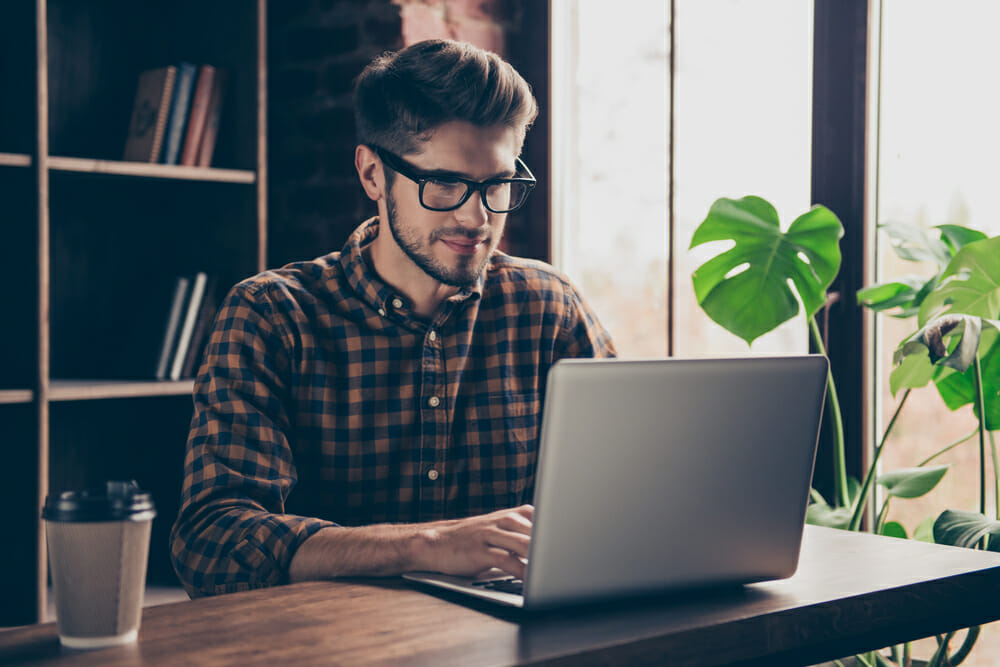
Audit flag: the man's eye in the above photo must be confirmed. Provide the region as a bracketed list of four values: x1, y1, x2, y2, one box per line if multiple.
[427, 178, 465, 192]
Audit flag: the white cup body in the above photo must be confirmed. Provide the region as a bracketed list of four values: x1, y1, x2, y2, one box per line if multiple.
[45, 518, 152, 648]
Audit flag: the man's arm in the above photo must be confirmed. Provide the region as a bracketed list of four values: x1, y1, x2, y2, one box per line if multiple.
[289, 505, 533, 581]
[171, 280, 336, 597]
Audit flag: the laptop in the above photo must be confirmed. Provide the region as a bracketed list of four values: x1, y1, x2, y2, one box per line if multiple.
[403, 354, 829, 610]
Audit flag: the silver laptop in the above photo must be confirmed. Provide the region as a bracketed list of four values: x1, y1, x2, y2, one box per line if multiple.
[403, 355, 829, 610]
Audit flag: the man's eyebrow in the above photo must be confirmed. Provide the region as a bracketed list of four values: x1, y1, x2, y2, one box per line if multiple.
[413, 164, 517, 181]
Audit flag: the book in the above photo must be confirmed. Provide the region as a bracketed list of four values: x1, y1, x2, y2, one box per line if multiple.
[155, 276, 190, 380]
[123, 66, 177, 162]
[180, 276, 219, 378]
[169, 272, 208, 381]
[196, 69, 227, 167]
[179, 65, 217, 166]
[161, 62, 198, 165]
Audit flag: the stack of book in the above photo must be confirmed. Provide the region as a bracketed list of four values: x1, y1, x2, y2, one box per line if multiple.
[155, 272, 220, 381]
[123, 63, 227, 166]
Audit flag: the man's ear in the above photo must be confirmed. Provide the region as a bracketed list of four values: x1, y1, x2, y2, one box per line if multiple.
[355, 144, 384, 202]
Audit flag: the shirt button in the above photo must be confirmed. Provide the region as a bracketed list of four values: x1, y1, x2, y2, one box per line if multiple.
[428, 396, 441, 408]
[427, 469, 439, 481]
[392, 297, 404, 309]
[428, 330, 437, 342]
[377, 308, 386, 317]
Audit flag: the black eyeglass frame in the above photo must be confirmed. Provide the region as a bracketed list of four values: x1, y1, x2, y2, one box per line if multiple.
[371, 145, 537, 214]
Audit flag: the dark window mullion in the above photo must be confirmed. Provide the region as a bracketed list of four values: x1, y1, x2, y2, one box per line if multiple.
[810, 0, 872, 506]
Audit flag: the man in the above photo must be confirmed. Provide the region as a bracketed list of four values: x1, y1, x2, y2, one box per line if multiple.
[170, 39, 615, 598]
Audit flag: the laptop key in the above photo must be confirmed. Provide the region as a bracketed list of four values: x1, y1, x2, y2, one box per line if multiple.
[472, 577, 524, 595]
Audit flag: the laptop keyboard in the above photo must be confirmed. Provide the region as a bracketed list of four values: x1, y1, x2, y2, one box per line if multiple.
[471, 576, 524, 595]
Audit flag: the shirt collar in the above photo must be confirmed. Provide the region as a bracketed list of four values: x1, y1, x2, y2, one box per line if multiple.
[338, 218, 484, 322]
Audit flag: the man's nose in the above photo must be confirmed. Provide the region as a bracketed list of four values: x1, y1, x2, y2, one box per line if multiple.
[453, 189, 490, 229]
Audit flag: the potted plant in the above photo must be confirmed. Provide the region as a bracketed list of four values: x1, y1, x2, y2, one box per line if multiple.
[690, 195, 1000, 667]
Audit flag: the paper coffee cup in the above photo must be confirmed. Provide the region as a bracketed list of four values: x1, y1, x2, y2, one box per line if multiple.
[42, 481, 156, 649]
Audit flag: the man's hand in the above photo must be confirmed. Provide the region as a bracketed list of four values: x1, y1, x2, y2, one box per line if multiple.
[288, 505, 534, 582]
[410, 505, 534, 579]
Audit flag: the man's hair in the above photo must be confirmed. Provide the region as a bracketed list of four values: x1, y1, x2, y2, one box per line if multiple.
[354, 39, 538, 155]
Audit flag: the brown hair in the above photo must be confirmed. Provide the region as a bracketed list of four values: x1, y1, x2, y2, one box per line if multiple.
[354, 39, 538, 155]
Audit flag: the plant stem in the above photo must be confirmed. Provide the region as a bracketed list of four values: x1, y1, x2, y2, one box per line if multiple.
[810, 317, 848, 507]
[949, 625, 980, 666]
[991, 430, 999, 520]
[875, 496, 891, 535]
[849, 389, 912, 532]
[918, 428, 979, 467]
[928, 632, 955, 667]
[975, 358, 986, 517]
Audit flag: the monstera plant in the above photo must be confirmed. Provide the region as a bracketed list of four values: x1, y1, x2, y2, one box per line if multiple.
[690, 196, 1000, 667]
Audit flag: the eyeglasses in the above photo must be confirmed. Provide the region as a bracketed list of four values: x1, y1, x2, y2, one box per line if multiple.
[371, 145, 536, 214]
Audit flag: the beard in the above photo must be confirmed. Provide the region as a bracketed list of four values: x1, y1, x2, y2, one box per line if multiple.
[384, 191, 497, 288]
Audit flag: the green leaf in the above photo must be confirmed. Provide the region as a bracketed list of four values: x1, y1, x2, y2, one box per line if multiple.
[891, 316, 1000, 427]
[880, 521, 907, 539]
[913, 314, 982, 371]
[806, 502, 853, 529]
[914, 515, 935, 542]
[918, 236, 1000, 325]
[934, 509, 1000, 551]
[690, 196, 844, 345]
[936, 224, 988, 256]
[932, 332, 1000, 430]
[881, 221, 952, 268]
[857, 279, 923, 313]
[889, 344, 935, 395]
[877, 465, 949, 498]
[845, 475, 861, 509]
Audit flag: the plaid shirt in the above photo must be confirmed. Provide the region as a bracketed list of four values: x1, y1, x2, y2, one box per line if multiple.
[170, 218, 615, 597]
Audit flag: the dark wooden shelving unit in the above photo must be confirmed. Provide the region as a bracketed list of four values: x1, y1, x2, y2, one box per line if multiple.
[0, 0, 268, 626]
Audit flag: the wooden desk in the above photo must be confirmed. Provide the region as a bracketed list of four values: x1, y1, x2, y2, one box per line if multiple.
[3, 526, 1000, 666]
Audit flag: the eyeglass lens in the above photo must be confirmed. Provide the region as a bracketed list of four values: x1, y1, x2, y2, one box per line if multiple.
[422, 180, 531, 213]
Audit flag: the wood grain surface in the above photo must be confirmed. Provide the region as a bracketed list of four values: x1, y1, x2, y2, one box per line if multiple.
[3, 526, 1000, 666]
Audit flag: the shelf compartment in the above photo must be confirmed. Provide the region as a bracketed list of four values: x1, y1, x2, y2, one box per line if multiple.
[49, 379, 194, 402]
[1, 167, 36, 390]
[48, 156, 255, 183]
[0, 1, 34, 156]
[48, 175, 256, 381]
[46, 0, 259, 170]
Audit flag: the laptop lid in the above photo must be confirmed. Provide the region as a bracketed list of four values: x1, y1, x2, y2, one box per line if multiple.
[405, 355, 828, 610]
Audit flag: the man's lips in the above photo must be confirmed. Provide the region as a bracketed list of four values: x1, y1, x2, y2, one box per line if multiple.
[440, 237, 486, 255]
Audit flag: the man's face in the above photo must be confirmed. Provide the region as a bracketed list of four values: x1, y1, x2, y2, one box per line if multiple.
[380, 121, 521, 288]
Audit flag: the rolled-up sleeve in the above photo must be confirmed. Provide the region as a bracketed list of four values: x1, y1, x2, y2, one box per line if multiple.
[170, 280, 334, 598]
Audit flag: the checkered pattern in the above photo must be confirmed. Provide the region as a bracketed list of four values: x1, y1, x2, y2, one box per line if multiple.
[170, 218, 616, 597]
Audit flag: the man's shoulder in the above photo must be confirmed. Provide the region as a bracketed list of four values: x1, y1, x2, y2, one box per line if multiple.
[234, 252, 343, 299]
[485, 252, 577, 295]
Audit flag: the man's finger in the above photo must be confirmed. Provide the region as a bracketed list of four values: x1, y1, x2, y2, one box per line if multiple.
[497, 512, 533, 535]
[487, 547, 527, 580]
[486, 529, 531, 558]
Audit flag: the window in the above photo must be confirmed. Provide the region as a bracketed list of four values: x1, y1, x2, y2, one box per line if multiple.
[552, 0, 813, 358]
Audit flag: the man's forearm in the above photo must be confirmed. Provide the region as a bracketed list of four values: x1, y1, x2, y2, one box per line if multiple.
[288, 505, 534, 582]
[288, 523, 425, 581]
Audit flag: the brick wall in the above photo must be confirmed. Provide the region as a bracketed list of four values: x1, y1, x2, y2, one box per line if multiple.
[267, 0, 529, 268]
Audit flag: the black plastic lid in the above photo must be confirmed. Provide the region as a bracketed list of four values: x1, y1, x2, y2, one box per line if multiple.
[42, 481, 156, 523]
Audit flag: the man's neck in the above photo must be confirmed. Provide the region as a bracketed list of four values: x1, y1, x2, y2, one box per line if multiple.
[365, 237, 459, 319]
